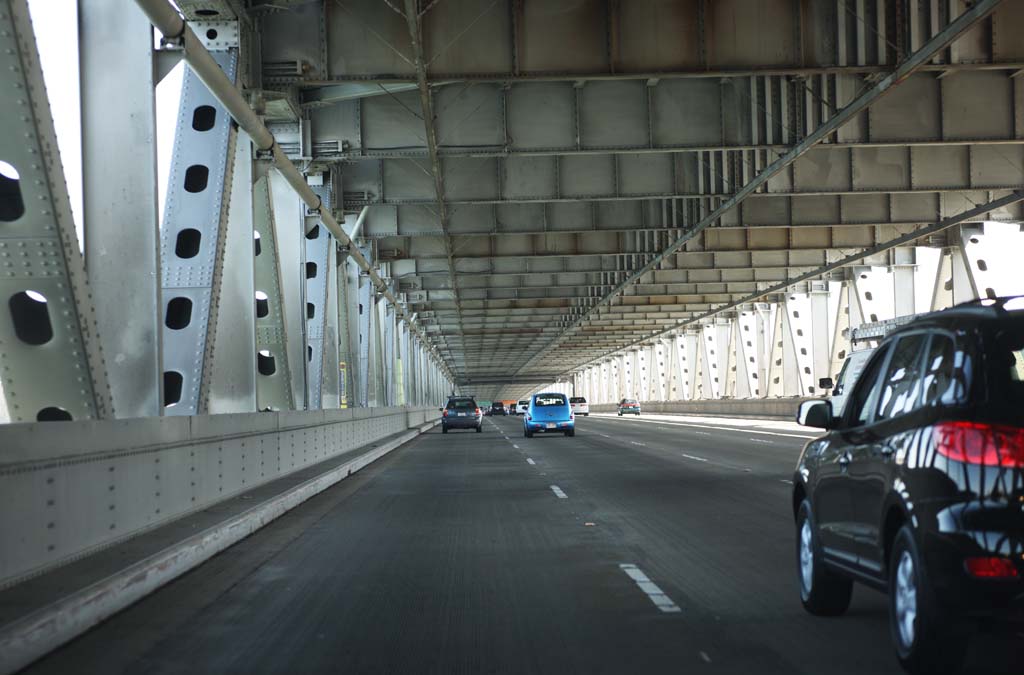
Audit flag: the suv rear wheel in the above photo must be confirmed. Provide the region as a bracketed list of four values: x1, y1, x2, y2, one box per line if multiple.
[888, 526, 967, 674]
[796, 500, 852, 616]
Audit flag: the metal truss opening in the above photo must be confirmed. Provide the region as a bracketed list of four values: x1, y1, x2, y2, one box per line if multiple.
[9, 290, 54, 346]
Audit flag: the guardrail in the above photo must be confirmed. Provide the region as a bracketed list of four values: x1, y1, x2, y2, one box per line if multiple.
[0, 406, 438, 588]
[589, 398, 810, 420]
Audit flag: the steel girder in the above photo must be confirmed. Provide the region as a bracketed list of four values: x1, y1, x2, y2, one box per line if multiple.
[0, 1, 113, 423]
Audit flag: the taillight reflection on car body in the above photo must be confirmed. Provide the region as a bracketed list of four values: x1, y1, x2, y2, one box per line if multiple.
[965, 556, 1019, 579]
[934, 421, 1024, 468]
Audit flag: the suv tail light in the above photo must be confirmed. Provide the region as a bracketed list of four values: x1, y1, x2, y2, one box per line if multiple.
[475, 408, 481, 416]
[934, 421, 1024, 468]
[965, 556, 1019, 579]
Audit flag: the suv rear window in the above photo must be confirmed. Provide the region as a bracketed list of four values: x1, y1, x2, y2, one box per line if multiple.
[569, 397, 586, 403]
[447, 399, 476, 410]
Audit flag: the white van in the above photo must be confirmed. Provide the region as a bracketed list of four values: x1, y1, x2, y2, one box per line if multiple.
[515, 400, 530, 415]
[821, 347, 876, 415]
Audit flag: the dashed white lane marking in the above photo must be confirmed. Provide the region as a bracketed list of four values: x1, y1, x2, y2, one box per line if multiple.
[550, 485, 568, 499]
[779, 479, 794, 485]
[629, 441, 646, 447]
[512, 444, 520, 449]
[599, 433, 612, 438]
[693, 431, 712, 436]
[526, 458, 536, 465]
[681, 453, 708, 462]
[750, 438, 775, 444]
[619, 564, 681, 613]
[699, 651, 712, 663]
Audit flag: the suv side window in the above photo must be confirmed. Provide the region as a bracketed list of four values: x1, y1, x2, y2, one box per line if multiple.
[876, 334, 928, 420]
[844, 346, 890, 427]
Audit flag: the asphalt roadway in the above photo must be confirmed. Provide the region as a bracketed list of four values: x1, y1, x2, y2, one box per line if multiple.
[23, 413, 1022, 674]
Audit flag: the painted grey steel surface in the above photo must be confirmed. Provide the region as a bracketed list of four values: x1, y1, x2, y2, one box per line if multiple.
[304, 186, 331, 409]
[321, 245, 341, 409]
[205, 133, 257, 413]
[0, 405, 439, 588]
[0, 0, 112, 423]
[253, 173, 295, 412]
[160, 52, 238, 416]
[269, 169, 308, 409]
[79, 0, 163, 420]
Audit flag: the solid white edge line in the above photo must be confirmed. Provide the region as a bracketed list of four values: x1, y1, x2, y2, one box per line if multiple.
[592, 414, 818, 439]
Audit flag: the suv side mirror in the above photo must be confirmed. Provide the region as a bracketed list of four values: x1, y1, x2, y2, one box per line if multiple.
[818, 377, 834, 390]
[438, 407, 444, 412]
[797, 400, 834, 429]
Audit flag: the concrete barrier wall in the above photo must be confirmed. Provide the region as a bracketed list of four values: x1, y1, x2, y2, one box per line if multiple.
[0, 407, 439, 588]
[589, 398, 810, 420]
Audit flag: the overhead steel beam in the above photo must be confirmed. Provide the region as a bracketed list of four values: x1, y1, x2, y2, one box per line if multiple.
[565, 190, 1024, 376]
[294, 61, 1024, 87]
[133, 0, 454, 382]
[513, 0, 1004, 378]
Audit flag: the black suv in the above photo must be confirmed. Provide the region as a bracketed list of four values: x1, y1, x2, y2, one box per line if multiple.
[441, 397, 482, 433]
[491, 401, 507, 416]
[793, 298, 1023, 674]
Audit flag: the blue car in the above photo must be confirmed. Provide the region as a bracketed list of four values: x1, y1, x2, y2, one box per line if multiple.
[523, 392, 575, 438]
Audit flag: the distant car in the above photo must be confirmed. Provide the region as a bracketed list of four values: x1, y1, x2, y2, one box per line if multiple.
[490, 401, 507, 416]
[515, 400, 529, 415]
[441, 397, 482, 433]
[523, 392, 575, 438]
[793, 298, 1024, 674]
[820, 347, 876, 416]
[617, 398, 641, 416]
[569, 396, 590, 416]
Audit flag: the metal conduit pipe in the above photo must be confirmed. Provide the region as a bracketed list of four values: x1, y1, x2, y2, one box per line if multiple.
[133, 0, 452, 380]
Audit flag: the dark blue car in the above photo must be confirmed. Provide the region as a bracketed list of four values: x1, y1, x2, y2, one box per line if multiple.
[523, 392, 575, 438]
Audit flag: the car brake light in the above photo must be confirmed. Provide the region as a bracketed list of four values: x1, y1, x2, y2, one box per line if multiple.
[442, 410, 448, 417]
[965, 556, 1019, 579]
[526, 414, 532, 421]
[475, 408, 481, 415]
[934, 421, 1024, 468]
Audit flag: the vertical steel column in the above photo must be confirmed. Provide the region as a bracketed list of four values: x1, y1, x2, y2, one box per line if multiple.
[684, 331, 700, 400]
[766, 305, 786, 398]
[784, 293, 815, 396]
[321, 244, 341, 409]
[356, 276, 371, 407]
[252, 174, 294, 412]
[204, 132, 256, 413]
[637, 347, 649, 401]
[780, 302, 801, 397]
[304, 185, 331, 410]
[0, 2, 112, 422]
[159, 46, 238, 415]
[891, 248, 917, 317]
[736, 311, 759, 398]
[828, 282, 853, 385]
[809, 284, 832, 396]
[268, 170, 307, 409]
[382, 303, 395, 406]
[724, 318, 739, 398]
[79, 0, 161, 419]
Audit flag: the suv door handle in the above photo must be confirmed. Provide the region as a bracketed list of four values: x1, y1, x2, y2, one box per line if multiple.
[838, 452, 852, 468]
